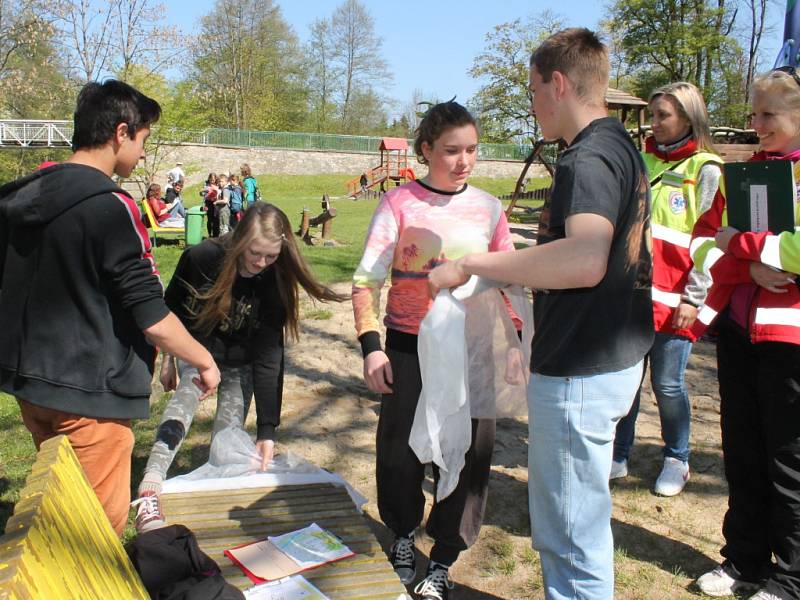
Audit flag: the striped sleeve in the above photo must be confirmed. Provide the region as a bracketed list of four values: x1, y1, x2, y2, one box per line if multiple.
[352, 196, 398, 342]
[102, 192, 169, 330]
[690, 187, 752, 284]
[728, 230, 800, 275]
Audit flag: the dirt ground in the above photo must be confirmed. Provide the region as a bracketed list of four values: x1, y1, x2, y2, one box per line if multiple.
[226, 283, 730, 599]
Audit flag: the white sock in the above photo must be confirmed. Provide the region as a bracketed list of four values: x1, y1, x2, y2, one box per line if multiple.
[137, 472, 164, 497]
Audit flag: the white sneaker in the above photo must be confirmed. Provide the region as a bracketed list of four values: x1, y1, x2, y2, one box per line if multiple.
[748, 591, 783, 600]
[654, 457, 690, 496]
[609, 459, 628, 480]
[696, 563, 760, 597]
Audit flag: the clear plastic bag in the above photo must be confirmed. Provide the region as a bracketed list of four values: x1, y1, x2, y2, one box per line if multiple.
[162, 427, 367, 510]
[409, 277, 533, 501]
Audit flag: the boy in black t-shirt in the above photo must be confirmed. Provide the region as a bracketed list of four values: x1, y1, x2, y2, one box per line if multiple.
[429, 28, 653, 598]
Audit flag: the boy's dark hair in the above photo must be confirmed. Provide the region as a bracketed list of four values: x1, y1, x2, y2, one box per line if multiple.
[72, 80, 161, 150]
[413, 101, 477, 165]
[530, 28, 609, 105]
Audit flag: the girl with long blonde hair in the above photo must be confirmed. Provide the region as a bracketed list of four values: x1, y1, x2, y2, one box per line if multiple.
[133, 202, 345, 532]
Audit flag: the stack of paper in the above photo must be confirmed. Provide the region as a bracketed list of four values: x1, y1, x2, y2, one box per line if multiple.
[243, 574, 328, 600]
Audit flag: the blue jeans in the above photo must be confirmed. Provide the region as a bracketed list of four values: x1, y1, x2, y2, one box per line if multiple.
[168, 198, 186, 219]
[528, 361, 643, 600]
[613, 333, 693, 463]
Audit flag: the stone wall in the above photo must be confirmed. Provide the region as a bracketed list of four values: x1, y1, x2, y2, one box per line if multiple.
[154, 143, 545, 188]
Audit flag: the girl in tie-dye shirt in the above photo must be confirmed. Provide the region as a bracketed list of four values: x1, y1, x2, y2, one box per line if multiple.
[351, 101, 515, 600]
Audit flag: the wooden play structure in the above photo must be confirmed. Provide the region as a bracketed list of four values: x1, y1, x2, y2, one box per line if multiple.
[505, 87, 650, 218]
[298, 194, 338, 245]
[347, 137, 417, 198]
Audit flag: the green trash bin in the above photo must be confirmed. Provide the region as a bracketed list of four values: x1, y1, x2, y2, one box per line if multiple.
[185, 206, 205, 246]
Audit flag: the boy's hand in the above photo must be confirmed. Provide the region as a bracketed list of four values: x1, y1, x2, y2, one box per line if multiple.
[256, 439, 275, 472]
[364, 350, 393, 394]
[428, 258, 468, 297]
[194, 362, 221, 401]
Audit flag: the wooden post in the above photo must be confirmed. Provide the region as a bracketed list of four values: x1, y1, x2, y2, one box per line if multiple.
[321, 219, 333, 240]
[298, 208, 310, 239]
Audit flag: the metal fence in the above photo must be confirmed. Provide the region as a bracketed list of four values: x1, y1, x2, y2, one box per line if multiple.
[0, 120, 528, 160]
[159, 127, 528, 161]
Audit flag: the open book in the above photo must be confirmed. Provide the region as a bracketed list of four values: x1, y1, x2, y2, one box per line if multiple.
[225, 523, 354, 583]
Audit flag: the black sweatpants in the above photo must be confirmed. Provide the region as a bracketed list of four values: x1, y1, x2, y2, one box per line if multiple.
[717, 321, 800, 599]
[376, 346, 495, 566]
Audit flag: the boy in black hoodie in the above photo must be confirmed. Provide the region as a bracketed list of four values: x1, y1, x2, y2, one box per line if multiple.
[0, 80, 220, 535]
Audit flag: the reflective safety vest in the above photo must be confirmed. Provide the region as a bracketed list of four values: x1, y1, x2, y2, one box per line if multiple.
[689, 158, 800, 345]
[643, 150, 723, 340]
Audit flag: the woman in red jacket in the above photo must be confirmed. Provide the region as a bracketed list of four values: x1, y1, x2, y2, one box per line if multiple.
[692, 68, 800, 600]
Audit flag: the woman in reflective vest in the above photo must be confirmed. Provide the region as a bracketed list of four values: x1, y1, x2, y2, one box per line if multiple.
[611, 82, 722, 497]
[692, 69, 800, 599]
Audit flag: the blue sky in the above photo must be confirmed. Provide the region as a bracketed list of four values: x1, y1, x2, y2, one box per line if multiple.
[164, 0, 787, 112]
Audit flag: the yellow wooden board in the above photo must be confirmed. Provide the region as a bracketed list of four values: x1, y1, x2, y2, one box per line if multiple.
[0, 435, 148, 600]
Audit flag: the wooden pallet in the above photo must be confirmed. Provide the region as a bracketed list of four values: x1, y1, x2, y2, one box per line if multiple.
[161, 483, 408, 599]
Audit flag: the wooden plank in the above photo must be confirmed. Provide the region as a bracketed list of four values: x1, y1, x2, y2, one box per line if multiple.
[161, 483, 408, 598]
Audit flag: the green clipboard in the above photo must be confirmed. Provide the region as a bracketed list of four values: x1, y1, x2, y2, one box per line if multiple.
[724, 160, 797, 234]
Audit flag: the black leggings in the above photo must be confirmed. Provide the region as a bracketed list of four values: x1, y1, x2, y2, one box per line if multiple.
[376, 346, 495, 566]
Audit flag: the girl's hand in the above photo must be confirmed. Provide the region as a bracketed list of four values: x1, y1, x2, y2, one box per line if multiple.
[428, 257, 468, 298]
[364, 350, 393, 394]
[671, 302, 698, 330]
[159, 355, 178, 391]
[255, 439, 275, 472]
[750, 262, 796, 293]
[715, 226, 739, 253]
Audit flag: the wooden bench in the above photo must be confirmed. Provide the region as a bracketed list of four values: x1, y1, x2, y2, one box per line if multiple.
[140, 198, 184, 248]
[0, 435, 148, 599]
[161, 484, 409, 598]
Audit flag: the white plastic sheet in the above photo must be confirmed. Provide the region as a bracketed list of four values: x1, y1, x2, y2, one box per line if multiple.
[409, 276, 533, 501]
[161, 427, 367, 511]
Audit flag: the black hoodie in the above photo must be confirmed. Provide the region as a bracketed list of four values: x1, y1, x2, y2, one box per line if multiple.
[0, 163, 169, 419]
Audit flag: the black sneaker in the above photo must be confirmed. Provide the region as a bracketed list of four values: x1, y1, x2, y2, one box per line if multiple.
[390, 533, 416, 585]
[414, 564, 453, 600]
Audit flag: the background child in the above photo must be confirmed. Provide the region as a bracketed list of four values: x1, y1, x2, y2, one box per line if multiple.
[216, 173, 231, 235]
